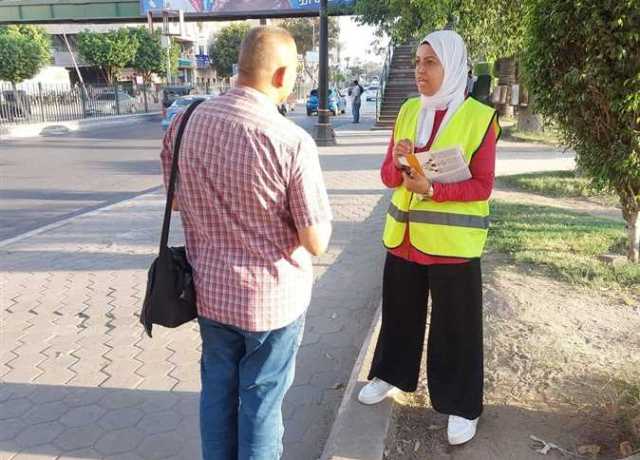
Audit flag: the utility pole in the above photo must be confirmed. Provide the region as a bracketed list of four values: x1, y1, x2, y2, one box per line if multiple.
[313, 0, 336, 146]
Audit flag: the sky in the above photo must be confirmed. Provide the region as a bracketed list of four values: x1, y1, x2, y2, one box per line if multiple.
[338, 16, 388, 64]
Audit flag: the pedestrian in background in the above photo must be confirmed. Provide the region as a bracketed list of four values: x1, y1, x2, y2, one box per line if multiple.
[160, 26, 332, 460]
[350, 79, 364, 123]
[357, 30, 500, 447]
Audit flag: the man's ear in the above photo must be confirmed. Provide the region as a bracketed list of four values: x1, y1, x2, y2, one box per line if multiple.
[272, 66, 287, 89]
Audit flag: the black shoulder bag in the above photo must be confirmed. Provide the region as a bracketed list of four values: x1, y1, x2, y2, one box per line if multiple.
[140, 99, 204, 337]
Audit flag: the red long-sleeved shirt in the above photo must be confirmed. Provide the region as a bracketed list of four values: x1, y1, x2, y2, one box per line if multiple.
[381, 108, 497, 265]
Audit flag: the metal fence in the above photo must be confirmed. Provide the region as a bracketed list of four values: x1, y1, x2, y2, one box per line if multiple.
[0, 82, 163, 127]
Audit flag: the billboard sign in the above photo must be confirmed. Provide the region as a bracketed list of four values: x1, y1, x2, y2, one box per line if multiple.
[140, 0, 354, 14]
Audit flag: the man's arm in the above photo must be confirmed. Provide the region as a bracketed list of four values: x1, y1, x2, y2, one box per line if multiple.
[297, 222, 332, 257]
[289, 137, 333, 257]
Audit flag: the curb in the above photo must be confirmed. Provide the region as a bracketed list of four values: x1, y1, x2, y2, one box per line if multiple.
[321, 302, 394, 460]
[0, 112, 161, 140]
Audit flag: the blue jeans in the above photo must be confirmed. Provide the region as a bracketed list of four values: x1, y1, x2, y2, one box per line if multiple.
[198, 315, 304, 460]
[352, 101, 361, 123]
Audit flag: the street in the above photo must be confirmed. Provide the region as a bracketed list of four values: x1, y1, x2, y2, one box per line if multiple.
[0, 101, 374, 242]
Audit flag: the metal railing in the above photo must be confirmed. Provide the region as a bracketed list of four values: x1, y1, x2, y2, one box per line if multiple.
[376, 40, 395, 122]
[0, 82, 163, 127]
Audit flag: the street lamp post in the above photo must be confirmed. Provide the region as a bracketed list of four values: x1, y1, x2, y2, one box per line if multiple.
[313, 0, 336, 146]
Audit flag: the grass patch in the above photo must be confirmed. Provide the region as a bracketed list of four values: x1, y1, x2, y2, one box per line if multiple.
[617, 383, 640, 449]
[488, 200, 640, 289]
[496, 170, 619, 206]
[499, 122, 562, 145]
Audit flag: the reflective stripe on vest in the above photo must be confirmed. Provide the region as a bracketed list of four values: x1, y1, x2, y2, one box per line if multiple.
[388, 202, 490, 229]
[382, 97, 500, 258]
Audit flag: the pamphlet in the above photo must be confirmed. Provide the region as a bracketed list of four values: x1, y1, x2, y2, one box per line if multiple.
[398, 145, 471, 184]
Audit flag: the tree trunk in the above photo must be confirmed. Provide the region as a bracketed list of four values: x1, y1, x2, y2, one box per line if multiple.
[11, 81, 25, 121]
[495, 57, 516, 118]
[627, 210, 639, 263]
[517, 91, 543, 133]
[620, 191, 640, 263]
[517, 105, 543, 133]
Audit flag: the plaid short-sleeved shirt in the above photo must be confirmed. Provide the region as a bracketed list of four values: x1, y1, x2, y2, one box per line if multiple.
[160, 86, 332, 332]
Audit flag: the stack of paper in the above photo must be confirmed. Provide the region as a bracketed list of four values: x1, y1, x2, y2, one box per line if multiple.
[399, 145, 471, 184]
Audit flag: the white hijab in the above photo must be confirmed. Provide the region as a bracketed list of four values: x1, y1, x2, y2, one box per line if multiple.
[415, 30, 469, 148]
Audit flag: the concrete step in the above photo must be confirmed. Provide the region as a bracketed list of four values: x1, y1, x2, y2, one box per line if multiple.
[385, 87, 417, 93]
[385, 79, 415, 84]
[384, 91, 417, 96]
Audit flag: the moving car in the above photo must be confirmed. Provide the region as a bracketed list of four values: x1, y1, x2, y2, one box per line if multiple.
[161, 94, 213, 130]
[306, 89, 346, 116]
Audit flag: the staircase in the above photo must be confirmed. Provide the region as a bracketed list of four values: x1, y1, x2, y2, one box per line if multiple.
[375, 43, 419, 129]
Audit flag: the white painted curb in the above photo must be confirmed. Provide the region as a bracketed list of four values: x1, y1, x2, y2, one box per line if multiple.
[321, 302, 393, 460]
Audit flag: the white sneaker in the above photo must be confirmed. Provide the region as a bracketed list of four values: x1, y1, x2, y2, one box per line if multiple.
[447, 415, 479, 445]
[357, 378, 399, 405]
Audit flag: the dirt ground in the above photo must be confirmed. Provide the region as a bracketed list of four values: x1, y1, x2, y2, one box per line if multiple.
[384, 251, 640, 460]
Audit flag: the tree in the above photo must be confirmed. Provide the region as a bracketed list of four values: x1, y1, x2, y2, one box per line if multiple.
[353, 0, 524, 62]
[0, 25, 51, 86]
[354, 0, 532, 119]
[280, 18, 340, 87]
[208, 23, 250, 78]
[128, 27, 165, 84]
[523, 0, 640, 262]
[77, 28, 138, 84]
[167, 39, 181, 83]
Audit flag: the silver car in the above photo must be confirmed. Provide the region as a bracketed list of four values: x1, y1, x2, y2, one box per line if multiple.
[88, 91, 138, 115]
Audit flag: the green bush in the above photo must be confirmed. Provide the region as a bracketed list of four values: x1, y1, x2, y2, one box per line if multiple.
[522, 0, 640, 261]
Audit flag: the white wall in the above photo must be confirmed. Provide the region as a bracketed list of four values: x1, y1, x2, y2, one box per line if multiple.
[2, 66, 71, 92]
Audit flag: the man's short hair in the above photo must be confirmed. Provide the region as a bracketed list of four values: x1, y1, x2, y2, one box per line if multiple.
[238, 26, 296, 79]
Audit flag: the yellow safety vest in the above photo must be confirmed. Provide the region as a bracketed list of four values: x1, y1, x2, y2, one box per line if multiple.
[382, 97, 500, 258]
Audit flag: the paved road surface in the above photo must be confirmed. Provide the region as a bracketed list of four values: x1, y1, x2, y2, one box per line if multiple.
[0, 102, 373, 242]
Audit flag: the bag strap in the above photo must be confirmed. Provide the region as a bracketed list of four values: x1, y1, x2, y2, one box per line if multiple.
[158, 98, 205, 253]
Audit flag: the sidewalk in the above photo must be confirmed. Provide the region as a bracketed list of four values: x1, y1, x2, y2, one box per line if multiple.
[0, 116, 391, 460]
[0, 120, 576, 460]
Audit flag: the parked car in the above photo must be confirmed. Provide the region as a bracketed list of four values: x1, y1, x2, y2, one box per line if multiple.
[162, 85, 192, 109]
[0, 90, 31, 120]
[278, 93, 298, 116]
[161, 95, 213, 130]
[86, 91, 138, 115]
[306, 89, 346, 116]
[334, 89, 347, 114]
[365, 85, 379, 102]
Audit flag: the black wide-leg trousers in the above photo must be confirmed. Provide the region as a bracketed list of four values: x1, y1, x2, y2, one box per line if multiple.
[368, 252, 484, 420]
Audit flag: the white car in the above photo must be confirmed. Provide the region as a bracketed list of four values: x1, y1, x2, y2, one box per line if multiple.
[365, 85, 379, 102]
[87, 91, 138, 115]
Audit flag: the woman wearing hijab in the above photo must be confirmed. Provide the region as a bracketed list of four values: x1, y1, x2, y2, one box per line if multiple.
[357, 30, 500, 446]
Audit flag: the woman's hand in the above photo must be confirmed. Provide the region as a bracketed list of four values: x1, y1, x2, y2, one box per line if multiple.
[402, 169, 433, 196]
[393, 139, 413, 169]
